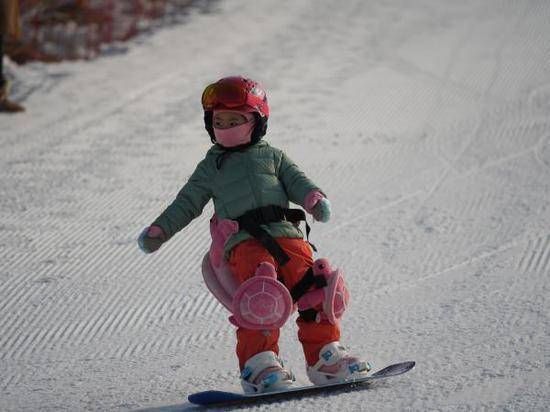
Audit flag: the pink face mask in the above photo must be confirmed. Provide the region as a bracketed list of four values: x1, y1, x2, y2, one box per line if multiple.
[213, 111, 256, 148]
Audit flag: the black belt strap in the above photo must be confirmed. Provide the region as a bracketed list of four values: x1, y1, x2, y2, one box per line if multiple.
[236, 205, 316, 266]
[290, 267, 327, 301]
[236, 205, 327, 320]
[290, 266, 328, 321]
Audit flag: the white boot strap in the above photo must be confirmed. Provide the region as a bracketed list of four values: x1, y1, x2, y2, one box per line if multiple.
[241, 351, 282, 384]
[311, 341, 347, 371]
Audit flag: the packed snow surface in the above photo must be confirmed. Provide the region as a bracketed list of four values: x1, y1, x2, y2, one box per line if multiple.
[1, 0, 550, 410]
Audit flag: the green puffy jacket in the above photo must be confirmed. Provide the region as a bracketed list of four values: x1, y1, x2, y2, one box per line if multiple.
[152, 140, 321, 257]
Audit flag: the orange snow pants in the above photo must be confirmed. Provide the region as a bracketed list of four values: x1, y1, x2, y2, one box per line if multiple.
[228, 237, 340, 370]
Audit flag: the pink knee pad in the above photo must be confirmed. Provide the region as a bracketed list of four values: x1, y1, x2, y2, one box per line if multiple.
[230, 262, 293, 330]
[297, 258, 350, 325]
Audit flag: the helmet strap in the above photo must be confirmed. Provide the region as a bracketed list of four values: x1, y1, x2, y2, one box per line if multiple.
[251, 112, 268, 143]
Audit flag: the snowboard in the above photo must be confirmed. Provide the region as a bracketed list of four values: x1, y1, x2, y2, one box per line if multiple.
[188, 360, 415, 407]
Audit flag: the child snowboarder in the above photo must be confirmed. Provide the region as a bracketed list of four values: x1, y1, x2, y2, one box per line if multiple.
[138, 76, 370, 394]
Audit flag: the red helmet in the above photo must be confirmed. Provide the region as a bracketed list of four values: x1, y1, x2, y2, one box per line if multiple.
[202, 76, 269, 145]
[202, 76, 269, 118]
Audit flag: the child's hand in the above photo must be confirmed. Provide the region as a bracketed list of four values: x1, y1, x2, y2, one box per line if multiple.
[312, 198, 331, 223]
[304, 190, 331, 223]
[138, 225, 167, 254]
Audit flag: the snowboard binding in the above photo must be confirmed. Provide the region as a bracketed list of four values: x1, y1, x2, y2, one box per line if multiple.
[307, 341, 372, 385]
[240, 351, 295, 394]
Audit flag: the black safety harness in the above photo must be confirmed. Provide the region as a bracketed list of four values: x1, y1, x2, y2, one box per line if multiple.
[236, 205, 315, 266]
[236, 205, 326, 321]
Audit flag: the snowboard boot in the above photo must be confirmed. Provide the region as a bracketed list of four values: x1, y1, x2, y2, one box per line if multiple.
[240, 351, 295, 394]
[306, 341, 372, 385]
[0, 80, 25, 113]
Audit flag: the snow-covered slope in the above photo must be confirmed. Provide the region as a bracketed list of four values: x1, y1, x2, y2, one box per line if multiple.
[1, 0, 549, 410]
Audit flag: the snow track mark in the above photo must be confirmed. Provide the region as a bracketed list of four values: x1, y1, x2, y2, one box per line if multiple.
[518, 235, 550, 275]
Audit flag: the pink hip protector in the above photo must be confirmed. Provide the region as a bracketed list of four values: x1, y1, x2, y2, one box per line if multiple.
[202, 214, 293, 330]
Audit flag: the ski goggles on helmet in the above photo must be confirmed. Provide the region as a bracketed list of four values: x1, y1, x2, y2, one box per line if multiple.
[202, 82, 251, 110]
[201, 78, 268, 117]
